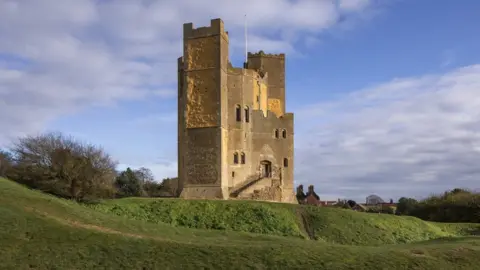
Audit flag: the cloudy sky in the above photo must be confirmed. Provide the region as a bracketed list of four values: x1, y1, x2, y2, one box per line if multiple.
[1, 0, 479, 202]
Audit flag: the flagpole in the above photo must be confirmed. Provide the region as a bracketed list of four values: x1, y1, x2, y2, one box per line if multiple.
[244, 14, 248, 64]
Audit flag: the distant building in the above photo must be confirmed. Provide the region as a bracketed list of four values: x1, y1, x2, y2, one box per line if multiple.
[305, 194, 321, 206]
[352, 204, 367, 212]
[296, 185, 322, 206]
[366, 194, 384, 205]
[295, 185, 339, 207]
[320, 200, 337, 206]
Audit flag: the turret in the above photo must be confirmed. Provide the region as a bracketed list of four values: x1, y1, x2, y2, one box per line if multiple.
[247, 51, 286, 116]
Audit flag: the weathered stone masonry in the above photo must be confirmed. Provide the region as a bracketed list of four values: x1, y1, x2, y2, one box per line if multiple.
[177, 18, 296, 203]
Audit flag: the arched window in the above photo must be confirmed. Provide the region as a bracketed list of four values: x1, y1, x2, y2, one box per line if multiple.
[233, 152, 239, 164]
[274, 129, 279, 138]
[235, 105, 241, 122]
[283, 158, 289, 167]
[241, 152, 246, 164]
[282, 129, 287, 138]
[244, 106, 250, 123]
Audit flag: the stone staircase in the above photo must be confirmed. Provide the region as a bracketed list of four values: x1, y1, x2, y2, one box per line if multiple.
[229, 174, 265, 198]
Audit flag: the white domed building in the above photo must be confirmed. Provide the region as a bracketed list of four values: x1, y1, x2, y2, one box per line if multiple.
[366, 194, 384, 205]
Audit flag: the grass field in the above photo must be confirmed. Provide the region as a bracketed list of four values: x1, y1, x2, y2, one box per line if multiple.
[2, 177, 480, 269]
[90, 197, 480, 245]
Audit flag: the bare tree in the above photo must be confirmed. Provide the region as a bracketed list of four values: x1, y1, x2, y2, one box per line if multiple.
[9, 132, 117, 201]
[134, 167, 155, 184]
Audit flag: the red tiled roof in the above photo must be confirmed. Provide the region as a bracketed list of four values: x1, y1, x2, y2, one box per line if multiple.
[380, 203, 397, 207]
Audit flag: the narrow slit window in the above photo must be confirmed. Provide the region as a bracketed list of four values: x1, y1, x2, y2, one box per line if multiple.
[274, 129, 279, 138]
[235, 105, 241, 122]
[233, 152, 239, 164]
[283, 158, 289, 167]
[241, 153, 246, 164]
[244, 106, 250, 123]
[282, 129, 287, 138]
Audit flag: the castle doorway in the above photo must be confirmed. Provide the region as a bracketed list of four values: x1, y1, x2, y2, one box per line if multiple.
[260, 160, 272, 178]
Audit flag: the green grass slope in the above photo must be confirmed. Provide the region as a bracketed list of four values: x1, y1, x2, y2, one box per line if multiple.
[1, 178, 480, 270]
[91, 196, 480, 246]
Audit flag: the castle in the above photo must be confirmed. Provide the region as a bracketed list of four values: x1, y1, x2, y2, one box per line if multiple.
[177, 18, 295, 203]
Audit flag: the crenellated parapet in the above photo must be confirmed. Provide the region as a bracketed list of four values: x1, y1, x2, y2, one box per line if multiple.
[248, 51, 285, 59]
[183, 18, 229, 41]
[250, 110, 294, 133]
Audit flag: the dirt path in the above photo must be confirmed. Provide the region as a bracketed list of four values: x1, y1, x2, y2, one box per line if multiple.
[24, 206, 159, 241]
[296, 207, 315, 240]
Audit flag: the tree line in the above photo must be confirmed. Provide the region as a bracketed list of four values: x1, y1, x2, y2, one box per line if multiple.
[0, 132, 177, 202]
[396, 188, 480, 223]
[341, 189, 480, 223]
[295, 184, 479, 223]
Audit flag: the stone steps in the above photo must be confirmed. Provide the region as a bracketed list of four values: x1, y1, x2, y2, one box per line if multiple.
[229, 176, 265, 198]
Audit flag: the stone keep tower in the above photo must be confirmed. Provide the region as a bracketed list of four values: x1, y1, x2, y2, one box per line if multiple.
[177, 18, 295, 203]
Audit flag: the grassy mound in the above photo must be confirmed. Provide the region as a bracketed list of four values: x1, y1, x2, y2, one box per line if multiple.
[91, 196, 479, 246]
[89, 198, 304, 238]
[2, 178, 480, 269]
[302, 206, 479, 245]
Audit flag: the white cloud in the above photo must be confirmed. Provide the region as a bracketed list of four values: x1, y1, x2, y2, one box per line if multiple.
[0, 0, 377, 146]
[338, 0, 371, 12]
[295, 64, 480, 201]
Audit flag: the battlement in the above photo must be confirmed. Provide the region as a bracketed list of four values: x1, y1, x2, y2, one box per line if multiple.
[280, 112, 294, 121]
[250, 110, 294, 133]
[183, 18, 228, 39]
[248, 51, 285, 59]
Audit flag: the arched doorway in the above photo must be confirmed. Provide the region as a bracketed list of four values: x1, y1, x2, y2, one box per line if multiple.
[260, 160, 272, 178]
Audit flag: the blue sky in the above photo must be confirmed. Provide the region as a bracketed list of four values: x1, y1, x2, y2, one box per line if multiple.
[1, 0, 480, 202]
